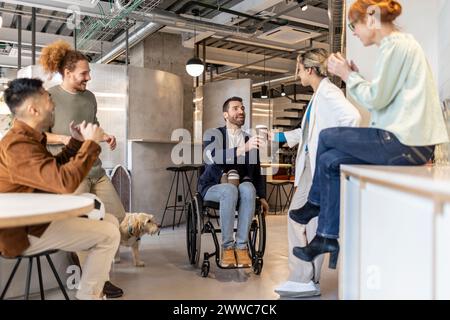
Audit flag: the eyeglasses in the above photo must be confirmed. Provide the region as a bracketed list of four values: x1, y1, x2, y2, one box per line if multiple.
[348, 21, 356, 32]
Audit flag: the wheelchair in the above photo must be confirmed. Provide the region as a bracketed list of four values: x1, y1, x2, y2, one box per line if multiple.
[186, 192, 266, 277]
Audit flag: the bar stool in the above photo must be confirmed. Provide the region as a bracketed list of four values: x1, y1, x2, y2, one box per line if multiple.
[0, 249, 69, 300]
[178, 165, 204, 225]
[266, 181, 293, 215]
[160, 166, 198, 230]
[184, 164, 204, 197]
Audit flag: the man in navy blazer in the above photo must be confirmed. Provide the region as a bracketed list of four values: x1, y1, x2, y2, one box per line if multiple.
[198, 96, 269, 268]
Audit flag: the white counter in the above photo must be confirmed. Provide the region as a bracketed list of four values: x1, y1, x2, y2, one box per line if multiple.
[339, 165, 450, 300]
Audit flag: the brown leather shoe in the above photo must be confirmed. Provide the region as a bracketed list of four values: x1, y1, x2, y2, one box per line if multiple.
[103, 281, 123, 298]
[235, 248, 252, 267]
[220, 248, 236, 267]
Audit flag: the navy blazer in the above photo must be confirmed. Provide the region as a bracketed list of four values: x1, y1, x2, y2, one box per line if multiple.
[198, 126, 266, 199]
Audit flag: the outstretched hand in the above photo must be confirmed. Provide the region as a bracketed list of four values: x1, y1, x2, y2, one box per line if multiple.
[79, 121, 105, 144]
[69, 120, 84, 142]
[327, 52, 353, 81]
[103, 134, 117, 150]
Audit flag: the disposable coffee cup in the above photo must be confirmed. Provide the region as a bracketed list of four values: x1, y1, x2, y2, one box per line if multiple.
[255, 125, 270, 160]
[220, 172, 228, 184]
[255, 125, 268, 142]
[227, 170, 240, 187]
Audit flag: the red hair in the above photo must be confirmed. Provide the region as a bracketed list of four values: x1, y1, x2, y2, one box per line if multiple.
[349, 0, 402, 23]
[39, 40, 88, 76]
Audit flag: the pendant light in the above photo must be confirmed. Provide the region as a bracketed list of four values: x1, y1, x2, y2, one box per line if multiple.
[261, 85, 268, 99]
[186, 57, 204, 77]
[280, 84, 286, 97]
[186, 10, 204, 77]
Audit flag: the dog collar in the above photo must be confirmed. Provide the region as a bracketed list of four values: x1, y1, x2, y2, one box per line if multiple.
[127, 225, 134, 237]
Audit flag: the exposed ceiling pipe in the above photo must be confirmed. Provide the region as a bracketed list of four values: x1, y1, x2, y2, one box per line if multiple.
[175, 1, 288, 28]
[0, 7, 68, 23]
[328, 0, 345, 86]
[1, 0, 109, 18]
[95, 6, 260, 65]
[129, 8, 256, 37]
[95, 22, 163, 64]
[95, 4, 324, 65]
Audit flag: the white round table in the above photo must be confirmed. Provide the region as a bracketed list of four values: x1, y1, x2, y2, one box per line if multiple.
[0, 193, 94, 228]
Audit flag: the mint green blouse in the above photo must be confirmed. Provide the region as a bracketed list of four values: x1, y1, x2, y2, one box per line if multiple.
[346, 32, 449, 146]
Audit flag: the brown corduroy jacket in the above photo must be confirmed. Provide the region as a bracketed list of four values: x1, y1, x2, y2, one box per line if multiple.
[0, 119, 101, 257]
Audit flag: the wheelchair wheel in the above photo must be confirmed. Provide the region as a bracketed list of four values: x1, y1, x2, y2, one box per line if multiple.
[253, 257, 263, 275]
[186, 199, 202, 266]
[249, 206, 266, 260]
[201, 260, 210, 277]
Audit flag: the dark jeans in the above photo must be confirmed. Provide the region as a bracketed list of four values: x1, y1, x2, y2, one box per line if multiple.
[308, 127, 435, 239]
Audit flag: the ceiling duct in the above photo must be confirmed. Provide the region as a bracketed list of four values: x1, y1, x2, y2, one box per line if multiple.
[257, 25, 321, 45]
[51, 0, 100, 7]
[328, 0, 345, 86]
[130, 8, 256, 37]
[95, 21, 162, 64]
[95, 3, 262, 65]
[175, 1, 288, 28]
[77, 0, 156, 51]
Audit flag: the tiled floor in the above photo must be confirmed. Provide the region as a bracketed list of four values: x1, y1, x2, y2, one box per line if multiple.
[31, 214, 339, 300]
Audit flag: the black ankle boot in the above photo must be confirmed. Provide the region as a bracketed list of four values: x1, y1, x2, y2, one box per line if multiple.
[289, 201, 320, 225]
[293, 235, 340, 269]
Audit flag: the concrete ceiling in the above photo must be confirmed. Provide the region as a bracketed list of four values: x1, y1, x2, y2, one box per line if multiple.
[0, 0, 332, 85]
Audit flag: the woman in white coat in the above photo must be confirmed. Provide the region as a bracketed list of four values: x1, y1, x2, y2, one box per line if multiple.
[273, 48, 361, 298]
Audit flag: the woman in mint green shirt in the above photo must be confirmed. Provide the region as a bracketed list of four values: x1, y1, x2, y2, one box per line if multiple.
[290, 0, 449, 269]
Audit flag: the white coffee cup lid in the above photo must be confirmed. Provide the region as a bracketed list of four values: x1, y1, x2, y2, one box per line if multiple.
[255, 125, 268, 129]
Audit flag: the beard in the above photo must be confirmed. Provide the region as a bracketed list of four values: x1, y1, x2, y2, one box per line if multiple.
[75, 81, 88, 92]
[228, 115, 245, 127]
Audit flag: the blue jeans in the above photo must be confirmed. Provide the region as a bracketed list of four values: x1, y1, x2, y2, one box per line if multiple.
[308, 127, 435, 239]
[204, 182, 256, 249]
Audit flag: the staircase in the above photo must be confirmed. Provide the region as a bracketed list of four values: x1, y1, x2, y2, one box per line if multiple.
[273, 107, 304, 130]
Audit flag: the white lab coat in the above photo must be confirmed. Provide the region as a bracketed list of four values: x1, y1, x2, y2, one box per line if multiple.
[284, 78, 361, 187]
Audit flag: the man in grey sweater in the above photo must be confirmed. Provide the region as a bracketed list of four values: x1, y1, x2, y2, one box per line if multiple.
[41, 41, 125, 298]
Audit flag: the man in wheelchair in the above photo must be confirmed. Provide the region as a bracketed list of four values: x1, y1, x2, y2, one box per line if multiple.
[198, 96, 269, 268]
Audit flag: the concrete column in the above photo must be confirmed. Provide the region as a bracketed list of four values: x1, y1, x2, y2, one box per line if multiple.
[130, 32, 194, 135]
[130, 42, 145, 67]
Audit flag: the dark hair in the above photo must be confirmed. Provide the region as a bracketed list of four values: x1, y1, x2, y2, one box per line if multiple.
[3, 78, 44, 114]
[222, 96, 243, 112]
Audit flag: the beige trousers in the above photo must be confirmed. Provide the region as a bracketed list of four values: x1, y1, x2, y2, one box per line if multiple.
[75, 174, 126, 223]
[24, 213, 120, 300]
[77, 213, 120, 271]
[287, 156, 324, 283]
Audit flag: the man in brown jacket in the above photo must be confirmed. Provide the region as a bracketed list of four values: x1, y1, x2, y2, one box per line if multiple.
[0, 78, 120, 300]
